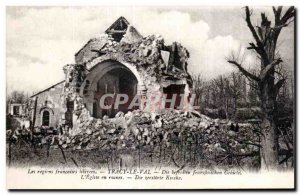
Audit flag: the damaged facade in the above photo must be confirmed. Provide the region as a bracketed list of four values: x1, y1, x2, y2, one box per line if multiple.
[29, 17, 193, 135]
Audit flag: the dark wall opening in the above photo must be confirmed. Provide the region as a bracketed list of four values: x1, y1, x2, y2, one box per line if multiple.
[92, 67, 138, 118]
[65, 100, 74, 128]
[163, 84, 185, 109]
[13, 106, 20, 115]
[42, 110, 50, 126]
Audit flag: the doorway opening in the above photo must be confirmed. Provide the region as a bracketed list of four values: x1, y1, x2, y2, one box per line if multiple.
[92, 67, 138, 118]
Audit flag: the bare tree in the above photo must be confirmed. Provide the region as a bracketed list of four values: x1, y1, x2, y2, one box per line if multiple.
[229, 72, 243, 116]
[192, 74, 205, 110]
[8, 90, 27, 104]
[211, 75, 231, 119]
[227, 6, 294, 169]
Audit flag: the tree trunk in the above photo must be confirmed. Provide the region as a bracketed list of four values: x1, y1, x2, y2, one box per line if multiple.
[224, 99, 229, 120]
[233, 96, 237, 117]
[31, 96, 38, 131]
[258, 13, 280, 170]
[259, 78, 279, 170]
[260, 116, 278, 169]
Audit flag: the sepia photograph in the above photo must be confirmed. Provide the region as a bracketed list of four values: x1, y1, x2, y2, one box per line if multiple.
[5, 5, 295, 189]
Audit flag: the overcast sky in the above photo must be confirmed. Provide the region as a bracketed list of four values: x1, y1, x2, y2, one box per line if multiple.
[6, 6, 294, 94]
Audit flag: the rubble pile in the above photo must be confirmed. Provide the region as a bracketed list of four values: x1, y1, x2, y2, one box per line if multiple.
[56, 20, 259, 166]
[58, 109, 259, 166]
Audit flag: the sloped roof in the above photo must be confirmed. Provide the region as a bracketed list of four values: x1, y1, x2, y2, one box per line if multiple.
[75, 16, 131, 57]
[105, 16, 130, 34]
[30, 80, 64, 98]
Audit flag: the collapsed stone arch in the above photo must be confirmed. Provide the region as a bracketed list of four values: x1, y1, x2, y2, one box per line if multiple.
[80, 59, 146, 118]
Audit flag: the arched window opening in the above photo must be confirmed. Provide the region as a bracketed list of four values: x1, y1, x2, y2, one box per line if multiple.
[42, 110, 50, 126]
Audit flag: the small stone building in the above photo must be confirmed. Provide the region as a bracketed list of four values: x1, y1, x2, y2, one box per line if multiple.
[28, 17, 193, 133]
[8, 102, 26, 117]
[29, 81, 64, 127]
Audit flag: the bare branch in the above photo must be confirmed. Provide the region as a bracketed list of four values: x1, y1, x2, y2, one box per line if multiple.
[274, 78, 286, 95]
[245, 7, 270, 65]
[273, 6, 283, 25]
[259, 58, 283, 80]
[272, 6, 283, 15]
[245, 7, 262, 45]
[247, 42, 259, 51]
[272, 6, 295, 43]
[280, 6, 295, 25]
[227, 60, 260, 81]
[247, 42, 267, 60]
[273, 19, 294, 30]
[246, 10, 262, 47]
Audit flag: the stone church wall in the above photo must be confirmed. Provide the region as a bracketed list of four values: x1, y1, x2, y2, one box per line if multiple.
[31, 82, 64, 128]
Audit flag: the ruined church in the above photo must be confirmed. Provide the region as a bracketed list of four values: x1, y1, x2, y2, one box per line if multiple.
[28, 17, 193, 133]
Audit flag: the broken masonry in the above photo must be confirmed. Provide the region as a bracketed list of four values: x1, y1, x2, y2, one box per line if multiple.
[28, 16, 194, 135]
